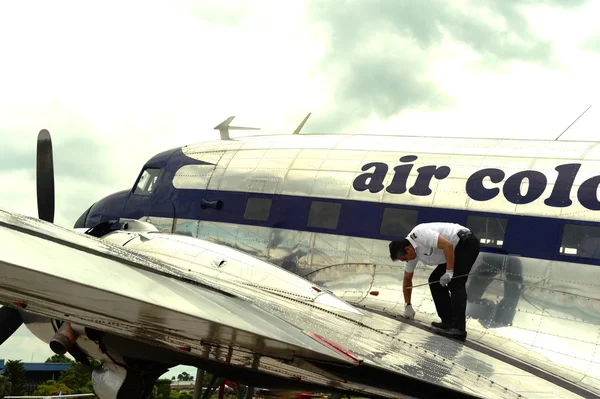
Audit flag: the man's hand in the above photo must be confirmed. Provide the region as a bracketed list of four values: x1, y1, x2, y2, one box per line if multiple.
[440, 270, 454, 286]
[404, 304, 415, 319]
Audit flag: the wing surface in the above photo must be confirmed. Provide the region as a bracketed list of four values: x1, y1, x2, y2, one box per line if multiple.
[0, 210, 585, 399]
[0, 210, 351, 364]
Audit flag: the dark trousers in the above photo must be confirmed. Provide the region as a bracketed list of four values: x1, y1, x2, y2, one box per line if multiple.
[428, 235, 480, 331]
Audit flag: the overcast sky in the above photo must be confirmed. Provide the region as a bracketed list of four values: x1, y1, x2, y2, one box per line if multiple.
[2, 0, 600, 382]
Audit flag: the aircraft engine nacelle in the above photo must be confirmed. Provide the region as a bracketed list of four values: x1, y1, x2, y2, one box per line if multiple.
[20, 311, 56, 346]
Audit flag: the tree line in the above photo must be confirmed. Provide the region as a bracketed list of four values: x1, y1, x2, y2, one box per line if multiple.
[1, 356, 200, 399]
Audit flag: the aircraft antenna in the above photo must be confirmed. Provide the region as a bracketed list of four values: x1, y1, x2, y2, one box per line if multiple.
[214, 116, 260, 140]
[293, 112, 311, 134]
[555, 104, 592, 141]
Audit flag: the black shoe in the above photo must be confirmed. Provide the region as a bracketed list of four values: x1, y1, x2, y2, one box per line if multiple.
[431, 321, 451, 330]
[437, 328, 467, 342]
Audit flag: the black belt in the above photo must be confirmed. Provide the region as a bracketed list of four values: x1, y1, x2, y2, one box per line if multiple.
[457, 229, 474, 240]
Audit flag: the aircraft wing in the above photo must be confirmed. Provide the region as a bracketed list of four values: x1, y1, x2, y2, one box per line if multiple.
[0, 209, 353, 365]
[0, 209, 585, 399]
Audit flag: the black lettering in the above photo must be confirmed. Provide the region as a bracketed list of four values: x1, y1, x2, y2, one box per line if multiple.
[503, 171, 547, 204]
[466, 168, 505, 201]
[386, 155, 418, 194]
[409, 165, 451, 196]
[578, 175, 600, 210]
[353, 162, 388, 193]
[544, 163, 581, 207]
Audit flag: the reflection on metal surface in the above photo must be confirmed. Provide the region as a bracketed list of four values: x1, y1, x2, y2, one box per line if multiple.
[91, 363, 127, 399]
[180, 219, 600, 397]
[4, 209, 587, 398]
[0, 212, 596, 398]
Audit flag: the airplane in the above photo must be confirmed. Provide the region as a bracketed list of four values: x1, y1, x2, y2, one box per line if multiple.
[1, 118, 599, 399]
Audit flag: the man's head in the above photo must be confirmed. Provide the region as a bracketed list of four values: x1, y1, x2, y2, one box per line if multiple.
[389, 238, 416, 261]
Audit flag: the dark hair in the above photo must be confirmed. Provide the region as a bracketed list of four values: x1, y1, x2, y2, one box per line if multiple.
[389, 238, 411, 261]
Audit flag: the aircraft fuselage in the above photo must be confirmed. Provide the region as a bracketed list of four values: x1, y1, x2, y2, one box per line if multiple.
[74, 133, 600, 396]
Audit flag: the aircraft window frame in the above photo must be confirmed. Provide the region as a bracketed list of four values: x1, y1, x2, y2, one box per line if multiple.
[559, 223, 600, 259]
[466, 215, 507, 248]
[134, 168, 161, 196]
[379, 208, 418, 237]
[307, 201, 341, 230]
[243, 197, 272, 222]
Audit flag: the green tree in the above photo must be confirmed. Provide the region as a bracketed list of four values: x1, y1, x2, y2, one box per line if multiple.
[45, 354, 71, 364]
[177, 371, 194, 382]
[203, 372, 213, 386]
[3, 360, 26, 396]
[58, 360, 99, 394]
[33, 380, 70, 396]
[155, 378, 171, 399]
[0, 375, 12, 398]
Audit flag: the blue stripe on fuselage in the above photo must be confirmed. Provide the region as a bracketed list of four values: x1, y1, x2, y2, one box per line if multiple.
[95, 185, 600, 267]
[89, 146, 600, 266]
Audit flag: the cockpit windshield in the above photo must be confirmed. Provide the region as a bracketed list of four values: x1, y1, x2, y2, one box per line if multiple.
[134, 168, 161, 195]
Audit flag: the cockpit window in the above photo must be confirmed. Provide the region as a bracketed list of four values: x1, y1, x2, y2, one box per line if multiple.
[134, 168, 161, 195]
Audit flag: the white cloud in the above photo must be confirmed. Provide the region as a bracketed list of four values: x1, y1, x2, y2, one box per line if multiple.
[0, 0, 328, 136]
[0, 324, 56, 363]
[353, 2, 600, 141]
[0, 1, 330, 384]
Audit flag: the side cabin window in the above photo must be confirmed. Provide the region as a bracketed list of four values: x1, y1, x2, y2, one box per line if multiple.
[467, 215, 507, 248]
[134, 168, 161, 195]
[307, 201, 341, 230]
[560, 224, 600, 259]
[380, 208, 418, 237]
[244, 198, 272, 222]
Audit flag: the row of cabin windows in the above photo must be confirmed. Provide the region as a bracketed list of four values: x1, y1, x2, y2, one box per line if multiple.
[134, 168, 600, 260]
[467, 217, 600, 259]
[136, 168, 600, 260]
[244, 198, 342, 229]
[244, 198, 506, 243]
[241, 197, 600, 260]
[380, 210, 508, 249]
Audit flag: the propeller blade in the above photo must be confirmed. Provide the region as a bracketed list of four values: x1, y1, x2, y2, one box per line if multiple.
[0, 307, 24, 345]
[36, 129, 55, 223]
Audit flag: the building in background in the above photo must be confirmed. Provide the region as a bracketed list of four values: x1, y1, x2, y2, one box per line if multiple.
[0, 359, 72, 393]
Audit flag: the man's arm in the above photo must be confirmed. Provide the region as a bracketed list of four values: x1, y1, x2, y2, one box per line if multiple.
[402, 271, 416, 319]
[403, 271, 413, 304]
[437, 235, 455, 271]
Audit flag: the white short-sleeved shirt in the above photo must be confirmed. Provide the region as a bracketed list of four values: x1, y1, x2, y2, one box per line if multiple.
[404, 222, 468, 273]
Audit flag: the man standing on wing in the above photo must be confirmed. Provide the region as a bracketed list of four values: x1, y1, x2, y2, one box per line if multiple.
[389, 222, 480, 341]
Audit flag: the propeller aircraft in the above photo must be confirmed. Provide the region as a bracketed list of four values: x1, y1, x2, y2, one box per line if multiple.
[2, 118, 600, 399]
